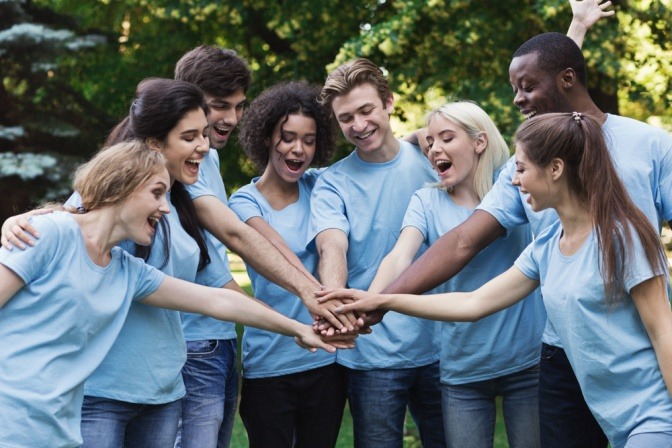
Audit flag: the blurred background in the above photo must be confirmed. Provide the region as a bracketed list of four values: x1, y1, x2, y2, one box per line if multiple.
[1, 0, 670, 222]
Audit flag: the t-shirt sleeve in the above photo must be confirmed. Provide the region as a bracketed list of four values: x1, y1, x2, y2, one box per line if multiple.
[229, 187, 263, 223]
[513, 240, 541, 282]
[126, 253, 166, 301]
[622, 227, 667, 293]
[195, 238, 233, 288]
[477, 157, 530, 230]
[0, 216, 61, 284]
[401, 191, 429, 240]
[307, 175, 349, 250]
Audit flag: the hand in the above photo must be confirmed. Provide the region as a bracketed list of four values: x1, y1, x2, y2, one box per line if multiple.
[304, 296, 361, 333]
[1, 209, 52, 250]
[570, 0, 615, 30]
[293, 324, 337, 353]
[313, 315, 371, 337]
[320, 331, 358, 350]
[316, 288, 385, 315]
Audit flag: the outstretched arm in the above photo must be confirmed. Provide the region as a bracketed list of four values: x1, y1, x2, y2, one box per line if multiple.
[382, 210, 505, 295]
[318, 266, 538, 322]
[368, 227, 424, 293]
[143, 275, 337, 353]
[567, 0, 615, 48]
[192, 195, 349, 331]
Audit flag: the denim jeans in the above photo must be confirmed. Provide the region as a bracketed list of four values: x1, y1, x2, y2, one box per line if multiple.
[539, 343, 608, 448]
[176, 339, 238, 448]
[346, 361, 445, 448]
[442, 364, 540, 448]
[80, 395, 181, 448]
[239, 363, 346, 448]
[625, 432, 672, 448]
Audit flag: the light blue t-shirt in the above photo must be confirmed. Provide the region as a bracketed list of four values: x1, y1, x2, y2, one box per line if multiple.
[81, 192, 229, 404]
[515, 220, 672, 448]
[0, 212, 165, 448]
[478, 114, 672, 346]
[229, 169, 336, 378]
[308, 140, 440, 369]
[404, 186, 545, 385]
[183, 148, 235, 341]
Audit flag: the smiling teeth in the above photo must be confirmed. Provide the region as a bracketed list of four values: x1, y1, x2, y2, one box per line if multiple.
[148, 217, 159, 228]
[357, 130, 374, 139]
[436, 160, 452, 172]
[524, 111, 537, 119]
[214, 126, 230, 134]
[187, 159, 202, 164]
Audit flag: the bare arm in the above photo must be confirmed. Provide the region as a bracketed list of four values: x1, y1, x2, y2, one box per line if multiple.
[401, 128, 429, 156]
[631, 275, 672, 395]
[0, 264, 25, 308]
[319, 266, 538, 322]
[382, 210, 505, 295]
[193, 195, 346, 331]
[368, 227, 424, 293]
[245, 216, 321, 287]
[143, 276, 337, 353]
[567, 0, 615, 48]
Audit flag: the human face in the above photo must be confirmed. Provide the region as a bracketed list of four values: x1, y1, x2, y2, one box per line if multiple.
[161, 108, 209, 186]
[331, 83, 395, 161]
[266, 113, 317, 184]
[512, 144, 554, 212]
[509, 52, 572, 119]
[205, 89, 247, 149]
[120, 169, 171, 246]
[426, 115, 483, 193]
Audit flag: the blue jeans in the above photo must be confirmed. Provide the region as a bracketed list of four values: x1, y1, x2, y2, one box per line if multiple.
[539, 343, 608, 448]
[346, 362, 445, 448]
[239, 363, 346, 448]
[442, 364, 540, 448]
[625, 432, 672, 448]
[81, 395, 181, 448]
[176, 339, 238, 448]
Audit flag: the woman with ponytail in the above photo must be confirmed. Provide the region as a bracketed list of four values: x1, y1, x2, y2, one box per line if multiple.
[319, 112, 672, 448]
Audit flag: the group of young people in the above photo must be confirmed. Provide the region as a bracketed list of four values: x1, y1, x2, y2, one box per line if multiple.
[1, 1, 671, 448]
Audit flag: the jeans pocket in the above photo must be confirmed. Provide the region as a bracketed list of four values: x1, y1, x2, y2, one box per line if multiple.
[540, 343, 558, 362]
[186, 339, 218, 357]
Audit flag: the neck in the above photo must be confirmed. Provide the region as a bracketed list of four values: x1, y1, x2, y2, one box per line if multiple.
[449, 182, 480, 209]
[71, 208, 124, 266]
[555, 193, 592, 238]
[570, 95, 607, 125]
[356, 132, 400, 163]
[256, 166, 300, 210]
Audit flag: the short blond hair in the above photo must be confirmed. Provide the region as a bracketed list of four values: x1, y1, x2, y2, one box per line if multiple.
[321, 58, 392, 109]
[73, 140, 166, 211]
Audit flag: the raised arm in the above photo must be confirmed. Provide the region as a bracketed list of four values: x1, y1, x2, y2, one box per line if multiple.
[368, 227, 424, 293]
[382, 210, 505, 295]
[245, 216, 321, 288]
[631, 275, 672, 395]
[320, 266, 538, 322]
[567, 0, 614, 48]
[143, 275, 337, 353]
[192, 195, 348, 331]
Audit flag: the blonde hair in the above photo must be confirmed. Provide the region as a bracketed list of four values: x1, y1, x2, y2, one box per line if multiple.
[426, 101, 509, 200]
[73, 140, 166, 212]
[320, 58, 392, 109]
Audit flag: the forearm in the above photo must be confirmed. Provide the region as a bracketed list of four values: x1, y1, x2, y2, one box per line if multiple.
[317, 244, 348, 289]
[383, 211, 505, 294]
[368, 254, 412, 293]
[566, 19, 590, 48]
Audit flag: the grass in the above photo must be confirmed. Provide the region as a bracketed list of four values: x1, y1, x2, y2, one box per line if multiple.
[227, 253, 509, 447]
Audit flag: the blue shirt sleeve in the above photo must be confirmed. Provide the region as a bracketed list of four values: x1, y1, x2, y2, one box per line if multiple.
[307, 174, 350, 250]
[477, 157, 530, 230]
[401, 190, 429, 241]
[657, 136, 672, 222]
[513, 240, 540, 282]
[229, 185, 263, 223]
[0, 216, 61, 284]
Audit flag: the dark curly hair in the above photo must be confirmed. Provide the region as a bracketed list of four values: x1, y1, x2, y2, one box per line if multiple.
[238, 81, 336, 173]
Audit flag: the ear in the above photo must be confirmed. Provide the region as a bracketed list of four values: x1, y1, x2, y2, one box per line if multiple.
[558, 68, 577, 90]
[474, 132, 488, 155]
[550, 157, 565, 180]
[146, 137, 163, 152]
[384, 93, 395, 113]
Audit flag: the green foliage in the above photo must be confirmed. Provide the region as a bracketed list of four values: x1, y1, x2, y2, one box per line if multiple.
[1, 0, 670, 221]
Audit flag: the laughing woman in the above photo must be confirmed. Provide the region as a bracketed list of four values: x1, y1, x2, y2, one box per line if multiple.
[0, 140, 335, 448]
[320, 112, 672, 448]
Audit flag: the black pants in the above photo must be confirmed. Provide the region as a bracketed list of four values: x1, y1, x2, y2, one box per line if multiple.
[240, 363, 346, 448]
[539, 343, 608, 448]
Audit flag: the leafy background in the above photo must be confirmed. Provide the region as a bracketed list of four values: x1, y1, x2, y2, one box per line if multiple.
[1, 0, 670, 222]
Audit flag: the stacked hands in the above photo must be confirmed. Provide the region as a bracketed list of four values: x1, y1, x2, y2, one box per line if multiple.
[312, 288, 381, 337]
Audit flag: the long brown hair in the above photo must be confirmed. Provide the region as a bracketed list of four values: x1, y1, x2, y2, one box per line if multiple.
[515, 112, 667, 302]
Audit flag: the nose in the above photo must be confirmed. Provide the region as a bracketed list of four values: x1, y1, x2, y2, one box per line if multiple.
[513, 90, 525, 107]
[158, 195, 170, 214]
[352, 114, 366, 132]
[222, 107, 240, 127]
[291, 141, 305, 156]
[511, 172, 521, 187]
[196, 135, 209, 152]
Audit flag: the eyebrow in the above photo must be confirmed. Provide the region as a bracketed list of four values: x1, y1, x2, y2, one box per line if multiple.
[337, 102, 375, 120]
